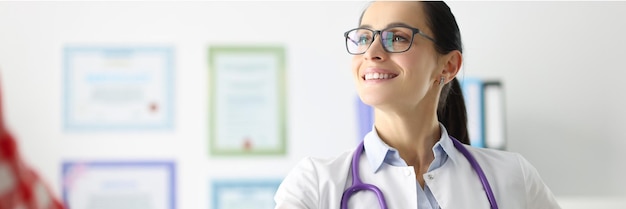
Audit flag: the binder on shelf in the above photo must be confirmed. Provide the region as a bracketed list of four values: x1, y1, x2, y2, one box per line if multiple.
[460, 77, 507, 150]
[482, 81, 507, 150]
[461, 77, 485, 148]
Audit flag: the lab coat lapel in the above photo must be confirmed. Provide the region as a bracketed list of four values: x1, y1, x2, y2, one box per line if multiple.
[427, 149, 491, 209]
[344, 149, 419, 209]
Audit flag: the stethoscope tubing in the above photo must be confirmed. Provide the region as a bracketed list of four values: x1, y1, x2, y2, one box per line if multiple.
[341, 142, 388, 209]
[450, 137, 499, 209]
[341, 137, 499, 209]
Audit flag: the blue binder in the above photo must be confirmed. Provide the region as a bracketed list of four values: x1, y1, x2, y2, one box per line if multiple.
[460, 77, 485, 148]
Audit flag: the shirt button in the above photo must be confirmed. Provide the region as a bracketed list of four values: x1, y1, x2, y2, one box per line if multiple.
[427, 174, 435, 180]
[405, 168, 412, 176]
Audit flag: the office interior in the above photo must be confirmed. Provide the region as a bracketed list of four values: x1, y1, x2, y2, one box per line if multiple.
[1, 1, 625, 208]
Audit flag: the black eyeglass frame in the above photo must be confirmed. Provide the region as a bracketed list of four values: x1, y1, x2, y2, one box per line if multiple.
[343, 26, 436, 55]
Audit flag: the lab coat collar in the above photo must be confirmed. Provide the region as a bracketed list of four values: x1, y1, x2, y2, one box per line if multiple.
[363, 123, 459, 173]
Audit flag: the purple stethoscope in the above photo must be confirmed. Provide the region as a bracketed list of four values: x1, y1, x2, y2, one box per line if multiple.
[340, 136, 499, 209]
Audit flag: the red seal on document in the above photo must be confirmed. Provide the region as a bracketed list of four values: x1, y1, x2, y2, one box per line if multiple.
[149, 102, 159, 113]
[243, 137, 253, 151]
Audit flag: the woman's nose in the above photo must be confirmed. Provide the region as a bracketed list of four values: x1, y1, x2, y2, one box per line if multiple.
[363, 37, 386, 61]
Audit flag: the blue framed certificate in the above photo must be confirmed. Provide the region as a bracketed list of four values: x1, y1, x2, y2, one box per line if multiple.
[211, 180, 281, 209]
[63, 46, 174, 131]
[62, 161, 176, 209]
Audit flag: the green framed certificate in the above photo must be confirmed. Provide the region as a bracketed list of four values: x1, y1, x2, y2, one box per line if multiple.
[208, 46, 287, 156]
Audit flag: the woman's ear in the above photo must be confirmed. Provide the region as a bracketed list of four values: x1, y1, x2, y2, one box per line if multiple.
[441, 50, 462, 82]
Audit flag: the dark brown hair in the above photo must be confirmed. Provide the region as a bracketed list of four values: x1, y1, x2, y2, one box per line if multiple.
[422, 1, 469, 144]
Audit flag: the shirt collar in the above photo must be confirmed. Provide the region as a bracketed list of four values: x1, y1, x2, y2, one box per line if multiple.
[436, 124, 460, 165]
[363, 123, 460, 173]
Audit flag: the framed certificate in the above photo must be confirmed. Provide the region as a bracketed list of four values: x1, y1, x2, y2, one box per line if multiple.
[211, 180, 281, 209]
[208, 46, 287, 156]
[62, 161, 176, 209]
[63, 46, 174, 131]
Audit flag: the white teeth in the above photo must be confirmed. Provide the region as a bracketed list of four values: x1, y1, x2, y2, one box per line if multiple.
[364, 72, 395, 80]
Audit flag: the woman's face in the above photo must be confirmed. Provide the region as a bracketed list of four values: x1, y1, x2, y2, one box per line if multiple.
[353, 1, 442, 111]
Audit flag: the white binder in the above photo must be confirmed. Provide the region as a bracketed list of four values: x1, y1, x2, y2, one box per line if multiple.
[483, 81, 507, 150]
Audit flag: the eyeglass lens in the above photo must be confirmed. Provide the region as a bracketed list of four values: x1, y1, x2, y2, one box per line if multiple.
[346, 27, 414, 54]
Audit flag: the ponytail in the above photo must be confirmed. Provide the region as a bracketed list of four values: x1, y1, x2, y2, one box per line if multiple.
[420, 1, 469, 144]
[437, 78, 470, 145]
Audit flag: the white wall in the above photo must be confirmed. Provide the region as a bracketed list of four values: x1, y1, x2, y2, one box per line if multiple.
[449, 1, 626, 198]
[0, 1, 625, 208]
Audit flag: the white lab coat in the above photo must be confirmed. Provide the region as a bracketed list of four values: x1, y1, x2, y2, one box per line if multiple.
[274, 142, 561, 209]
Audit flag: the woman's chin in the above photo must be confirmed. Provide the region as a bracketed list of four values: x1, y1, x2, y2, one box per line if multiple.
[359, 95, 393, 107]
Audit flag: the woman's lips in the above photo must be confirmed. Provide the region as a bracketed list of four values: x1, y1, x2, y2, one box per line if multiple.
[363, 72, 398, 80]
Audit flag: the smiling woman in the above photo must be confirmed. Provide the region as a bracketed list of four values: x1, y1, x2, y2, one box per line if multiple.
[274, 1, 561, 209]
[1, 1, 625, 208]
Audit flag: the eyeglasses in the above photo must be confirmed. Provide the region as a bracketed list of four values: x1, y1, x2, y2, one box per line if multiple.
[344, 26, 436, 55]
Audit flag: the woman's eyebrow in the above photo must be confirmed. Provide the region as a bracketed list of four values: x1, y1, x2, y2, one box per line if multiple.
[386, 22, 413, 28]
[358, 22, 414, 29]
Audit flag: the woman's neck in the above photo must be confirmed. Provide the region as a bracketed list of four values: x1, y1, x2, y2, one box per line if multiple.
[374, 109, 441, 169]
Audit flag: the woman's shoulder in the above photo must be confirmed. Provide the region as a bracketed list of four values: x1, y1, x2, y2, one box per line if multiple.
[293, 148, 355, 174]
[463, 145, 525, 165]
[462, 145, 549, 188]
[463, 146, 561, 208]
[274, 149, 355, 208]
[460, 145, 535, 178]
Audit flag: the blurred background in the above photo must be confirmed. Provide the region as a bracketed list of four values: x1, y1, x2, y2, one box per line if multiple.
[1, 1, 625, 208]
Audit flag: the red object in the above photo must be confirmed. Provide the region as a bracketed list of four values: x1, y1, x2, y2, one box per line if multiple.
[0, 76, 66, 209]
[149, 102, 158, 113]
[243, 137, 253, 151]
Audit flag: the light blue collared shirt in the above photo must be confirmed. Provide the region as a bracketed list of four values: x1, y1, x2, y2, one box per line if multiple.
[363, 124, 457, 209]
